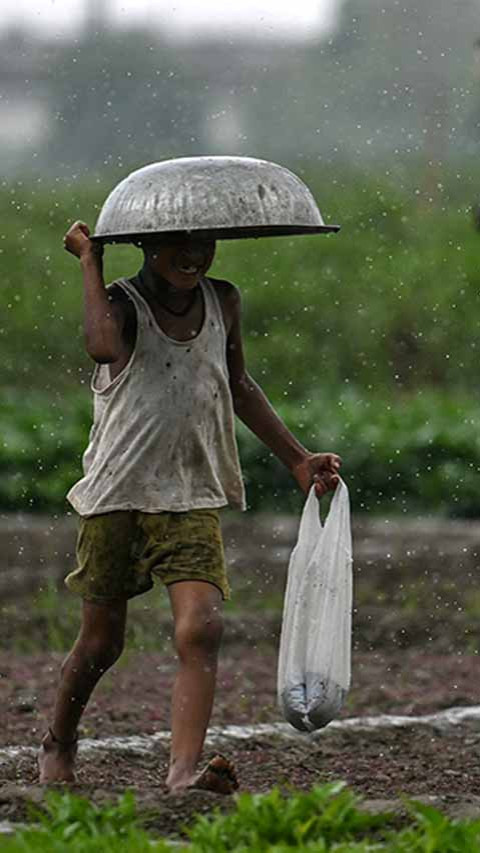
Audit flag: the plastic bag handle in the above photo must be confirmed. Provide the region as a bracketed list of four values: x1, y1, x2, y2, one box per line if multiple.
[322, 478, 349, 532]
[303, 477, 348, 528]
[296, 482, 323, 540]
[292, 478, 348, 565]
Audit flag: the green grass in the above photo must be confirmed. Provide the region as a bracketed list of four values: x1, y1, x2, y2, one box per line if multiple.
[4, 784, 480, 851]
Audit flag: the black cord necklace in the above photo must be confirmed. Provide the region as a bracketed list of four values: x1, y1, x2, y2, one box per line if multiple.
[137, 272, 199, 317]
[158, 286, 199, 317]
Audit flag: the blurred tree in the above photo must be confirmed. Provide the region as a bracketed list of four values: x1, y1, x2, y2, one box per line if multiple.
[0, 0, 479, 178]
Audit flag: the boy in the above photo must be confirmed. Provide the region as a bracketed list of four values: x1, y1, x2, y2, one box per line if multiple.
[38, 222, 341, 793]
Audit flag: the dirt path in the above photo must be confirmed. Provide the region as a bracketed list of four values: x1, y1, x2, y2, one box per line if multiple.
[2, 647, 480, 747]
[2, 510, 480, 836]
[2, 713, 480, 836]
[1, 645, 480, 835]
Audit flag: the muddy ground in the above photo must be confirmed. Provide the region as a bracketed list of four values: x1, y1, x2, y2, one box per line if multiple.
[1, 643, 480, 836]
[1, 511, 480, 836]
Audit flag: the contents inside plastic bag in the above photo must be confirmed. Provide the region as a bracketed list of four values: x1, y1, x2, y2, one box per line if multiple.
[277, 479, 353, 732]
[280, 675, 347, 733]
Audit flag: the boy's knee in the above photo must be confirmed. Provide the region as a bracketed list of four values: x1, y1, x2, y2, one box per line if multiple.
[89, 635, 124, 670]
[174, 610, 223, 658]
[67, 633, 124, 674]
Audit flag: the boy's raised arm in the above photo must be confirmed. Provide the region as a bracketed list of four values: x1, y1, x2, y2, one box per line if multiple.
[225, 285, 341, 498]
[64, 221, 127, 363]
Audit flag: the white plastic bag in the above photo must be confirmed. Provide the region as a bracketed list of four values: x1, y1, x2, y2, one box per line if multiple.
[277, 479, 353, 732]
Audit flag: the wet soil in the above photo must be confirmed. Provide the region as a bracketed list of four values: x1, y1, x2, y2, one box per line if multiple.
[1, 644, 480, 835]
[3, 718, 480, 837]
[2, 647, 480, 748]
[1, 511, 480, 836]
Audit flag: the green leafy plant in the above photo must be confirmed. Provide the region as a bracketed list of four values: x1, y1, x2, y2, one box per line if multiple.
[5, 786, 480, 852]
[2, 386, 480, 516]
[390, 800, 480, 852]
[186, 783, 393, 851]
[2, 790, 171, 853]
[2, 167, 480, 399]
[28, 789, 140, 840]
[3, 169, 480, 517]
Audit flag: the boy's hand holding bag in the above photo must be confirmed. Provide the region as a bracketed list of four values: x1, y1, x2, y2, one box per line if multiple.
[277, 479, 353, 732]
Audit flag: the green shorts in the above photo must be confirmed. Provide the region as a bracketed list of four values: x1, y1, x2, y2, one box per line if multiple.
[65, 508, 230, 602]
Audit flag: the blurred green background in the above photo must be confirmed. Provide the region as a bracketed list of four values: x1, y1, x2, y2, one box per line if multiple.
[2, 0, 480, 517]
[2, 166, 480, 516]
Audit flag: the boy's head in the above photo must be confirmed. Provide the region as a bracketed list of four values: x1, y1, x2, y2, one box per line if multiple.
[141, 234, 216, 290]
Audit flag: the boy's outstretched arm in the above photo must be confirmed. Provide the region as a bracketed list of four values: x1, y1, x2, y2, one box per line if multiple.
[224, 284, 341, 497]
[64, 221, 128, 363]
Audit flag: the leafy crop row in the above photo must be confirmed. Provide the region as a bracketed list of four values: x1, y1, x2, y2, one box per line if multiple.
[1, 387, 479, 516]
[2, 167, 480, 399]
[4, 783, 480, 852]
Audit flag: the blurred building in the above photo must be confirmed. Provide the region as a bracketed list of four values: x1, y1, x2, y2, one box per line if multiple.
[0, 0, 479, 178]
[0, 31, 51, 167]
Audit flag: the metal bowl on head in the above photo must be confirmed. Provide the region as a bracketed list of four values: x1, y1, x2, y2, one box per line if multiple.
[91, 156, 340, 244]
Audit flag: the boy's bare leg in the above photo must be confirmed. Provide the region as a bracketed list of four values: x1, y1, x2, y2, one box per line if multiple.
[166, 580, 237, 794]
[38, 598, 127, 783]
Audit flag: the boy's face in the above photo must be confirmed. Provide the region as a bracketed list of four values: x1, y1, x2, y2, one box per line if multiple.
[143, 236, 216, 290]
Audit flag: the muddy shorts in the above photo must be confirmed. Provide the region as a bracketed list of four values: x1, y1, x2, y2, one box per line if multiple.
[65, 508, 230, 602]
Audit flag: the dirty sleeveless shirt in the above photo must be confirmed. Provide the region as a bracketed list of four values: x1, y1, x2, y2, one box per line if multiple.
[67, 277, 246, 517]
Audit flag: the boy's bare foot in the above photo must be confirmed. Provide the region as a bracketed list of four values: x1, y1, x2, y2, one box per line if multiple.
[168, 755, 239, 795]
[37, 728, 78, 784]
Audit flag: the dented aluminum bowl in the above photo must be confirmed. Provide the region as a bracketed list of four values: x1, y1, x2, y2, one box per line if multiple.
[92, 156, 340, 243]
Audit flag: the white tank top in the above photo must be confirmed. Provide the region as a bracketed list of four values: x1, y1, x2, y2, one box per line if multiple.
[67, 277, 246, 516]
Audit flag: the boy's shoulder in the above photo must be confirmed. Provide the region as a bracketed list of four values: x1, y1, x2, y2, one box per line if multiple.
[207, 276, 240, 305]
[105, 279, 138, 314]
[106, 280, 133, 302]
[206, 277, 241, 333]
[104, 280, 137, 334]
